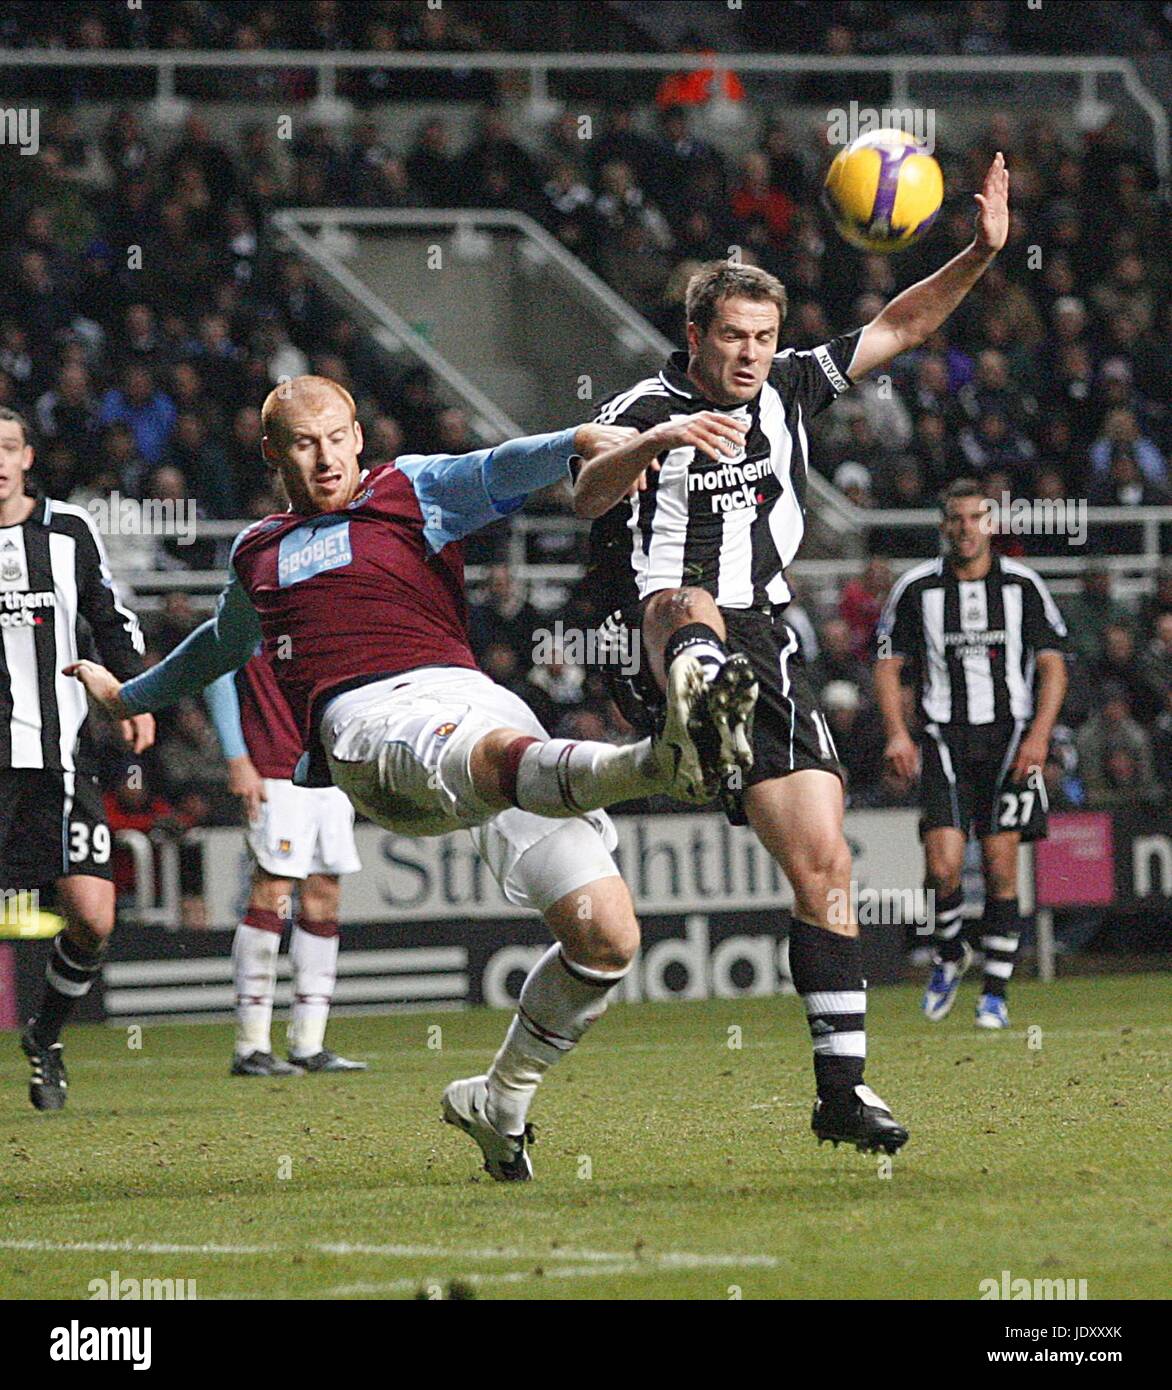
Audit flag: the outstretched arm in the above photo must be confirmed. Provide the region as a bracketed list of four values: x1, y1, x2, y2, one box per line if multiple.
[66, 571, 262, 720]
[398, 424, 635, 551]
[848, 152, 1009, 380]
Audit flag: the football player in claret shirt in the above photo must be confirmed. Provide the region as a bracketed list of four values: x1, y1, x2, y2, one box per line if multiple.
[68, 375, 743, 1181]
[204, 650, 365, 1076]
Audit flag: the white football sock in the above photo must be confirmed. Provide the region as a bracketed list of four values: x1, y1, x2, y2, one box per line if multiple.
[233, 922, 281, 1056]
[485, 944, 629, 1137]
[513, 737, 663, 816]
[287, 923, 339, 1059]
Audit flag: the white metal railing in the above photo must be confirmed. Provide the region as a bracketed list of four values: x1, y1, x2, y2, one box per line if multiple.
[0, 49, 1166, 186]
[121, 506, 1171, 612]
[113, 829, 181, 928]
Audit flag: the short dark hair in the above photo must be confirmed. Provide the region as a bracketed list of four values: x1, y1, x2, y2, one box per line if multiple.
[0, 407, 31, 446]
[685, 260, 788, 335]
[938, 476, 985, 512]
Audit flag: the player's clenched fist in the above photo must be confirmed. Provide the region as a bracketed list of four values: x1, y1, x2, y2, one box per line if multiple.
[645, 411, 749, 463]
[884, 730, 919, 785]
[63, 658, 130, 720]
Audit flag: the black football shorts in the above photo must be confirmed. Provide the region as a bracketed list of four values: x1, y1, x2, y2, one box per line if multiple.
[0, 769, 114, 888]
[600, 602, 844, 825]
[918, 720, 1049, 843]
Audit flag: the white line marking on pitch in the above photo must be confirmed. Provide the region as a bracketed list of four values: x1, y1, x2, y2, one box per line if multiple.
[326, 1265, 640, 1296]
[0, 1238, 781, 1269]
[0, 1239, 277, 1256]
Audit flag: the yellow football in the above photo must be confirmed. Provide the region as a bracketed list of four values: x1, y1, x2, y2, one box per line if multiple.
[823, 129, 944, 253]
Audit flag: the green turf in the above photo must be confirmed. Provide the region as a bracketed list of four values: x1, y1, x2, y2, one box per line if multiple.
[1, 975, 1168, 1300]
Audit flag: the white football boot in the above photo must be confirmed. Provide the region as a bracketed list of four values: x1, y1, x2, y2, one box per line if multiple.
[442, 1075, 533, 1182]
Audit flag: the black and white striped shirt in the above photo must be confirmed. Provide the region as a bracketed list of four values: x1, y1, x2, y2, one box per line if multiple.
[588, 336, 862, 614]
[0, 495, 144, 772]
[876, 555, 1067, 726]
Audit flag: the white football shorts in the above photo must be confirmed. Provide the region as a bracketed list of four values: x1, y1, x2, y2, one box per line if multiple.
[246, 778, 362, 880]
[321, 666, 620, 915]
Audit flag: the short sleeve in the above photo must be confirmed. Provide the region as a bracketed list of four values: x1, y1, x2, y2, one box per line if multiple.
[875, 577, 918, 660]
[1019, 571, 1069, 654]
[769, 328, 864, 419]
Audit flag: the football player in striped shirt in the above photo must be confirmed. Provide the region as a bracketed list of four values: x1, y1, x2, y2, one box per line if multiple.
[574, 154, 1011, 1152]
[874, 479, 1068, 1028]
[0, 408, 155, 1111]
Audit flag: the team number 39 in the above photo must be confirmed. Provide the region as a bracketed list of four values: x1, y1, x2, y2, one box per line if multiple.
[69, 822, 112, 864]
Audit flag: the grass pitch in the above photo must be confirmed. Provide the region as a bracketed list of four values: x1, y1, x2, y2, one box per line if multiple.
[1, 975, 1167, 1300]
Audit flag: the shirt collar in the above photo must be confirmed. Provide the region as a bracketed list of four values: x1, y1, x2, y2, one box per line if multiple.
[659, 351, 701, 400]
[658, 351, 761, 411]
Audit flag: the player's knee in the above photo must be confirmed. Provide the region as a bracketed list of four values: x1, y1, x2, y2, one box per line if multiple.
[925, 854, 962, 894]
[593, 910, 640, 972]
[300, 875, 339, 920]
[544, 867, 640, 973]
[798, 832, 852, 897]
[648, 586, 715, 630]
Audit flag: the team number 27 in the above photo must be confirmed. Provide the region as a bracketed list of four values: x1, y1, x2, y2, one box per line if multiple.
[997, 790, 1035, 829]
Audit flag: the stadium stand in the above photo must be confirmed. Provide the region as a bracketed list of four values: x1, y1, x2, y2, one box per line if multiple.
[0, 1, 1167, 885]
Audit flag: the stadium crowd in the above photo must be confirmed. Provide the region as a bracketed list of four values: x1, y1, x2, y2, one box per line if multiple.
[0, 10, 1169, 876]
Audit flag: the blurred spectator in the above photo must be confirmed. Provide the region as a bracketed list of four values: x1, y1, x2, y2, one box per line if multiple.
[97, 364, 176, 469]
[35, 363, 97, 454]
[406, 119, 464, 207]
[1060, 567, 1133, 665]
[1075, 683, 1159, 808]
[655, 35, 746, 110]
[811, 617, 872, 693]
[469, 564, 542, 661]
[525, 642, 586, 733]
[1137, 562, 1172, 634]
[1089, 408, 1167, 487]
[158, 699, 234, 817]
[839, 559, 894, 659]
[822, 681, 885, 801]
[1094, 624, 1163, 725]
[833, 460, 873, 511]
[164, 411, 237, 519]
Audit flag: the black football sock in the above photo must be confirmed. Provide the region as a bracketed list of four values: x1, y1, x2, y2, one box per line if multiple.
[788, 918, 866, 1102]
[930, 885, 967, 963]
[663, 622, 728, 684]
[31, 934, 104, 1047]
[980, 898, 1022, 999]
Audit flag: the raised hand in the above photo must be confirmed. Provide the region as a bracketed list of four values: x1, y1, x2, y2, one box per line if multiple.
[974, 150, 1009, 254]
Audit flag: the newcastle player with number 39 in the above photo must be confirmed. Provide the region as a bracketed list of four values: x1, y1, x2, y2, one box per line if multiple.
[0, 408, 155, 1110]
[874, 480, 1068, 1029]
